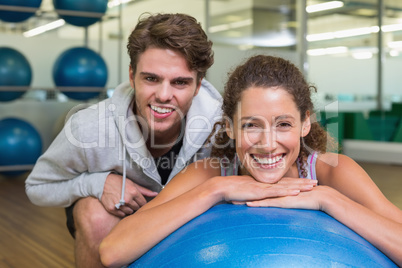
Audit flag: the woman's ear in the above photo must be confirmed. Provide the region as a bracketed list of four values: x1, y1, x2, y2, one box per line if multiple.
[225, 120, 235, 139]
[301, 111, 311, 137]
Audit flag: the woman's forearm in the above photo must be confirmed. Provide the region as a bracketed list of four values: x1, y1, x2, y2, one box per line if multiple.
[321, 187, 402, 266]
[99, 178, 223, 268]
[99, 174, 316, 267]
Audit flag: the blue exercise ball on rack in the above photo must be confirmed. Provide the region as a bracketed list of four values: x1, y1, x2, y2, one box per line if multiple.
[53, 47, 108, 100]
[0, 47, 32, 102]
[53, 0, 108, 27]
[130, 204, 397, 268]
[0, 0, 42, 23]
[0, 118, 42, 176]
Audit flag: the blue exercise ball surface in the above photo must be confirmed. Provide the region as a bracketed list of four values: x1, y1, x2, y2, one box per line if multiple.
[0, 118, 42, 176]
[53, 47, 108, 100]
[130, 204, 397, 268]
[53, 0, 108, 27]
[0, 0, 42, 23]
[0, 47, 32, 102]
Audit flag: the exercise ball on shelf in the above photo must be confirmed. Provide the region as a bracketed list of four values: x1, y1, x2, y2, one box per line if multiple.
[0, 47, 32, 102]
[130, 204, 397, 268]
[0, 0, 42, 23]
[0, 118, 42, 176]
[53, 0, 108, 27]
[52, 47, 108, 101]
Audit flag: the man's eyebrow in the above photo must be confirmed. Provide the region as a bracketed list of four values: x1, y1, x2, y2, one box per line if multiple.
[139, 72, 194, 82]
[172, 77, 194, 82]
[139, 72, 161, 78]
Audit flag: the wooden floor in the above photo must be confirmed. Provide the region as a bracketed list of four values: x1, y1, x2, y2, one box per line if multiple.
[0, 161, 401, 268]
[0, 173, 74, 268]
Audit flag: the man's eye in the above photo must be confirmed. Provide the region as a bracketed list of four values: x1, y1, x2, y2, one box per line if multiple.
[175, 80, 187, 86]
[146, 77, 157, 82]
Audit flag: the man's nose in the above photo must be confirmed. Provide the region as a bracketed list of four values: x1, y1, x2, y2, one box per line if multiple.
[155, 83, 173, 103]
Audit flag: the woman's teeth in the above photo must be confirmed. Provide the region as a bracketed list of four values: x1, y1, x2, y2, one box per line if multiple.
[253, 154, 283, 165]
[151, 105, 173, 114]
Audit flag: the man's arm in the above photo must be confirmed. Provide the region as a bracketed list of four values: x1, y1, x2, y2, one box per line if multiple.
[25, 129, 110, 207]
[25, 110, 110, 207]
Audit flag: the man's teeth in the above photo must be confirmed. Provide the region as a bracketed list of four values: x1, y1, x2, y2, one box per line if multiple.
[151, 105, 173, 114]
[253, 155, 283, 165]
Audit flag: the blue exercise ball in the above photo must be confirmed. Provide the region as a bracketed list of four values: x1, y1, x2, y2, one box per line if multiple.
[130, 204, 397, 267]
[0, 118, 42, 176]
[0, 47, 32, 102]
[0, 0, 42, 23]
[53, 0, 108, 27]
[53, 47, 108, 100]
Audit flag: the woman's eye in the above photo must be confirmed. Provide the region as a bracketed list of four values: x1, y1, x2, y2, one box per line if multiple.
[242, 123, 257, 129]
[277, 122, 292, 128]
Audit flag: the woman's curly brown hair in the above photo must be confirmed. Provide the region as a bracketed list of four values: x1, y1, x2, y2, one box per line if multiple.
[127, 13, 214, 83]
[209, 55, 336, 174]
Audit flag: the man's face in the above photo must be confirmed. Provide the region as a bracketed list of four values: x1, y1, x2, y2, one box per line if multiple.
[129, 48, 201, 146]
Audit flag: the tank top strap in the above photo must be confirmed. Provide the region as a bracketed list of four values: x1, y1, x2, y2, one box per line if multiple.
[221, 155, 239, 177]
[297, 151, 318, 181]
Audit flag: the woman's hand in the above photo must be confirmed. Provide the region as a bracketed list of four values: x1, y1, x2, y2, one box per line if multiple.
[212, 175, 317, 204]
[245, 185, 329, 210]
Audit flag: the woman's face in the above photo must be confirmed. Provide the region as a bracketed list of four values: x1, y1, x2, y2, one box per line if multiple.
[226, 86, 310, 183]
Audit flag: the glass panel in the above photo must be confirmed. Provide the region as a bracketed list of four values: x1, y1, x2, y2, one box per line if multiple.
[206, 0, 299, 93]
[383, 0, 402, 103]
[306, 0, 379, 111]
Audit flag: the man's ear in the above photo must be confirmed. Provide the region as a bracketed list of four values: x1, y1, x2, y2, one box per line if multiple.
[301, 111, 311, 137]
[194, 78, 202, 97]
[129, 65, 135, 89]
[225, 120, 235, 139]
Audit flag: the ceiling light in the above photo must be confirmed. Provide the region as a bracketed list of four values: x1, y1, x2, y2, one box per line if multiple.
[209, 19, 253, 33]
[23, 19, 65, 38]
[382, 23, 402, 32]
[108, 0, 134, 8]
[307, 26, 379, 42]
[307, 46, 348, 56]
[388, 41, 402, 48]
[352, 51, 373, 59]
[306, 1, 344, 13]
[334, 26, 377, 38]
[389, 50, 399, 57]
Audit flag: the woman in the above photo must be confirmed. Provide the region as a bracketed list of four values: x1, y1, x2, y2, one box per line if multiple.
[100, 55, 402, 267]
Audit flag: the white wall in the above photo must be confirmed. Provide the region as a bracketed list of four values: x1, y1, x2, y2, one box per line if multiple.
[308, 54, 402, 100]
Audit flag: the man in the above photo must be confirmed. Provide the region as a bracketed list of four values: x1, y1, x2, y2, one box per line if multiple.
[25, 13, 222, 267]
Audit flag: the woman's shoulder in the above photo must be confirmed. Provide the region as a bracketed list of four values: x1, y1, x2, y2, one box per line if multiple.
[317, 152, 356, 168]
[316, 152, 360, 184]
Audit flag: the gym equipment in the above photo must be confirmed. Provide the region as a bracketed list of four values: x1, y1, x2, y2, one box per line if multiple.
[0, 118, 42, 176]
[0, 0, 42, 23]
[0, 47, 32, 102]
[52, 47, 108, 100]
[130, 204, 397, 267]
[53, 0, 108, 27]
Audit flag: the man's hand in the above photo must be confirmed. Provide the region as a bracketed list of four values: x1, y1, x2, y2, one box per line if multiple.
[101, 173, 158, 218]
